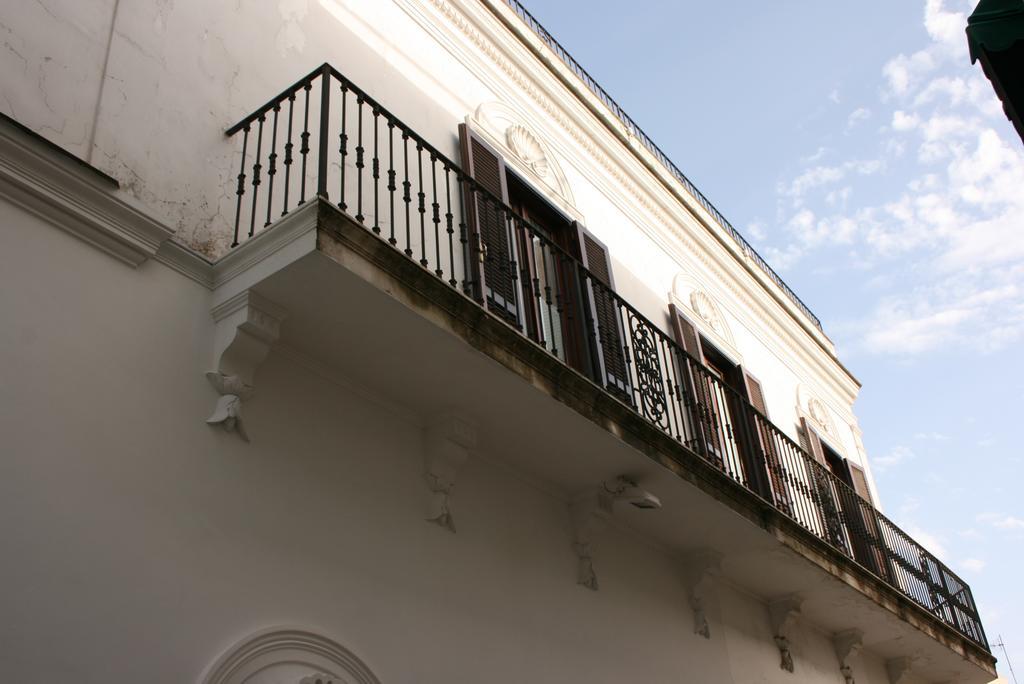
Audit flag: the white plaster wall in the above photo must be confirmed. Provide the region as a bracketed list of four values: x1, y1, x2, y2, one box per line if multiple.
[0, 0, 115, 158]
[0, 0, 877, 499]
[0, 198, 906, 683]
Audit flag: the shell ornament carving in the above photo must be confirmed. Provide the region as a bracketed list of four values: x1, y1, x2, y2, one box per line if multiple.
[689, 290, 723, 333]
[808, 397, 829, 426]
[506, 124, 549, 178]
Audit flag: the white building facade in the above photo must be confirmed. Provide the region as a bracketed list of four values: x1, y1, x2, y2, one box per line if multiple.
[0, 1, 996, 683]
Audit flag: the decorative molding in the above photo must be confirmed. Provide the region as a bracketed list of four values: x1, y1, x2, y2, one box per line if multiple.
[681, 550, 723, 639]
[833, 629, 864, 684]
[796, 384, 843, 452]
[468, 101, 577, 214]
[299, 675, 336, 684]
[205, 290, 287, 442]
[0, 112, 174, 267]
[507, 124, 549, 177]
[211, 199, 319, 291]
[569, 488, 612, 591]
[423, 413, 477, 532]
[768, 595, 803, 673]
[200, 627, 381, 684]
[886, 656, 916, 684]
[569, 477, 660, 590]
[155, 238, 214, 288]
[670, 273, 740, 361]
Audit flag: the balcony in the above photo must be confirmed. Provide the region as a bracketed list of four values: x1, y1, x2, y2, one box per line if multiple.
[217, 64, 992, 679]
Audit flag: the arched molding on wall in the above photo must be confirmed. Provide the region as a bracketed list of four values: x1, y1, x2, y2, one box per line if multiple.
[795, 384, 844, 456]
[200, 627, 382, 684]
[467, 100, 581, 220]
[670, 272, 741, 364]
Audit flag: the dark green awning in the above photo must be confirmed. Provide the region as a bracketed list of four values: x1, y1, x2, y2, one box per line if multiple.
[967, 0, 1024, 143]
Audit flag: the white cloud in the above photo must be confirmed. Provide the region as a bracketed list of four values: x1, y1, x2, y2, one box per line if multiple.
[747, 220, 767, 241]
[977, 513, 1024, 530]
[800, 146, 830, 164]
[783, 159, 883, 207]
[913, 75, 970, 107]
[904, 523, 947, 558]
[883, 50, 937, 97]
[846, 107, 871, 132]
[923, 0, 968, 53]
[961, 558, 986, 573]
[762, 0, 1024, 358]
[892, 110, 921, 131]
[874, 445, 915, 471]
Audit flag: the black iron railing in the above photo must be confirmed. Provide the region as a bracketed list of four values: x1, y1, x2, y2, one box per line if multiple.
[225, 64, 987, 650]
[498, 0, 823, 333]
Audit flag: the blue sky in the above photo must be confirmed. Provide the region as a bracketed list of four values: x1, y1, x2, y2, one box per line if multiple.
[525, 0, 1023, 675]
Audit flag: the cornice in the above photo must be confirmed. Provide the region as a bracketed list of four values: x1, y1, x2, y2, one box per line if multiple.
[392, 0, 861, 408]
[155, 238, 214, 287]
[211, 199, 318, 291]
[0, 114, 174, 267]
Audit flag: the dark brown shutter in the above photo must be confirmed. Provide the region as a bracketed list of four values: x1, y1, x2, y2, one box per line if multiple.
[799, 417, 827, 465]
[743, 371, 791, 512]
[799, 417, 848, 553]
[847, 462, 874, 504]
[669, 304, 722, 460]
[669, 303, 704, 361]
[458, 123, 518, 322]
[742, 372, 767, 415]
[576, 224, 629, 395]
[843, 460, 891, 580]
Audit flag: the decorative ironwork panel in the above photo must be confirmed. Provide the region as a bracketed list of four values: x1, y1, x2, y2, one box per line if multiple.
[628, 312, 668, 429]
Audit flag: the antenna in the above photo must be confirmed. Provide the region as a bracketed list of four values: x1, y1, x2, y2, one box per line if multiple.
[996, 635, 1019, 684]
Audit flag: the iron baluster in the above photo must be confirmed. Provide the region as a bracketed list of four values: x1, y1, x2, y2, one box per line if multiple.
[299, 80, 311, 204]
[248, 115, 264, 239]
[317, 64, 330, 200]
[232, 125, 249, 248]
[417, 144, 427, 267]
[372, 108, 381, 234]
[264, 104, 279, 227]
[431, 154, 441, 277]
[282, 92, 295, 216]
[355, 96, 365, 224]
[387, 120, 396, 246]
[339, 83, 348, 211]
[402, 132, 411, 257]
[443, 164, 456, 287]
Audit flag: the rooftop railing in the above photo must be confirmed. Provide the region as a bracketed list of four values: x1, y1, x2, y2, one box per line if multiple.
[225, 64, 988, 651]
[499, 0, 824, 333]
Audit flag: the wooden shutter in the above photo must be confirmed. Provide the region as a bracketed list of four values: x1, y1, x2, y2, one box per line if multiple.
[843, 460, 891, 581]
[847, 462, 874, 504]
[743, 371, 790, 512]
[458, 123, 518, 323]
[669, 304, 721, 460]
[799, 417, 827, 465]
[669, 303, 703, 360]
[799, 418, 848, 553]
[576, 224, 629, 396]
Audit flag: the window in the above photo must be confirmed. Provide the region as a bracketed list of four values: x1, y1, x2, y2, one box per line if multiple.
[458, 123, 628, 394]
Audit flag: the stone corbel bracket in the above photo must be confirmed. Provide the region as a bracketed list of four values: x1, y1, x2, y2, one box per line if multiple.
[681, 550, 723, 639]
[569, 489, 612, 591]
[833, 629, 864, 684]
[769, 595, 804, 673]
[886, 656, 917, 684]
[206, 290, 287, 441]
[423, 414, 476, 532]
